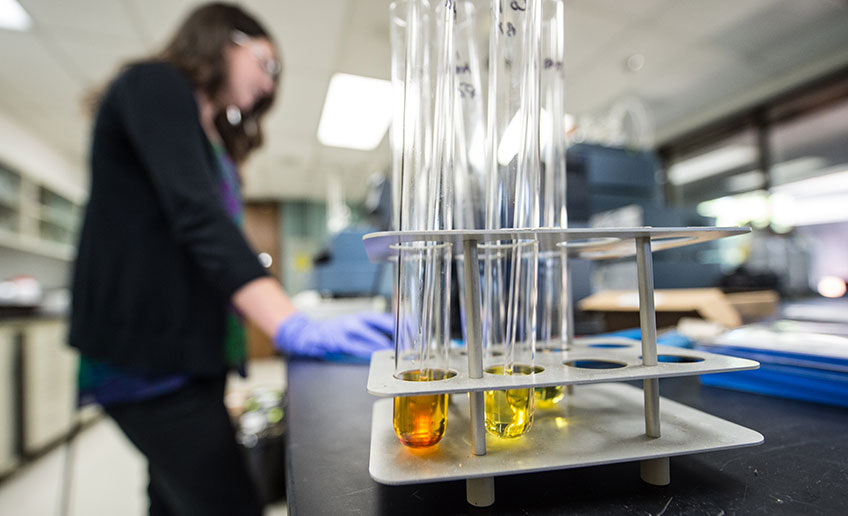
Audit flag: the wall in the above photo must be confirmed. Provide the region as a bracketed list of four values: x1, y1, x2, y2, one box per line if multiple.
[0, 248, 71, 290]
[0, 112, 85, 204]
[280, 200, 327, 295]
[0, 111, 84, 289]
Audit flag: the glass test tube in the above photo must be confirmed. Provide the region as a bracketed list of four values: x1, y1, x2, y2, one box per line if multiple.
[390, 0, 457, 448]
[535, 0, 569, 408]
[482, 239, 539, 438]
[452, 0, 487, 232]
[482, 0, 543, 438]
[451, 0, 487, 349]
[392, 242, 453, 448]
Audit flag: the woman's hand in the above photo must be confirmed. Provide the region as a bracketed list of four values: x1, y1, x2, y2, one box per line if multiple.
[273, 312, 394, 360]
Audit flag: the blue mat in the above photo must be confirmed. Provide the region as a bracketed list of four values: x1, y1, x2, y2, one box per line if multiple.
[697, 343, 848, 408]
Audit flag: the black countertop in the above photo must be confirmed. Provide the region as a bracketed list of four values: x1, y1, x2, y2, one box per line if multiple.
[0, 307, 67, 323]
[285, 359, 848, 515]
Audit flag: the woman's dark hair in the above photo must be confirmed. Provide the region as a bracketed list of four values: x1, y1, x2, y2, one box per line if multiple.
[158, 2, 280, 163]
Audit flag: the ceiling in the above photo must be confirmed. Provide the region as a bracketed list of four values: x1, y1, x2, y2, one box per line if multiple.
[1, 0, 847, 203]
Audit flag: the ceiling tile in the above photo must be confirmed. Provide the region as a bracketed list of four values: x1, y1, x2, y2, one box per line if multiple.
[569, 0, 669, 22]
[20, 0, 142, 40]
[336, 0, 391, 79]
[0, 30, 84, 109]
[712, 1, 848, 76]
[267, 73, 330, 140]
[124, 0, 196, 46]
[0, 100, 88, 177]
[246, 0, 351, 74]
[50, 30, 148, 85]
[651, 0, 776, 43]
[563, 5, 629, 72]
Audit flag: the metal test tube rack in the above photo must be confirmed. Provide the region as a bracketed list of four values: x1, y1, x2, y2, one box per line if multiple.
[365, 227, 764, 507]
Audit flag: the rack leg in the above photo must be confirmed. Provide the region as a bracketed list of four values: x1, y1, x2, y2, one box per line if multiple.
[466, 477, 495, 507]
[564, 253, 575, 347]
[636, 237, 660, 438]
[565, 255, 575, 397]
[462, 239, 487, 455]
[461, 240, 484, 380]
[469, 391, 486, 455]
[640, 457, 670, 486]
[462, 239, 494, 506]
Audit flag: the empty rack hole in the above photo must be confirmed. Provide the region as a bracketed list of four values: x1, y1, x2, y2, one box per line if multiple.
[538, 346, 570, 353]
[564, 359, 627, 369]
[643, 354, 705, 363]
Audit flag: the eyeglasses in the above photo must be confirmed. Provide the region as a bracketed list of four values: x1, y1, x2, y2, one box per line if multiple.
[231, 30, 282, 81]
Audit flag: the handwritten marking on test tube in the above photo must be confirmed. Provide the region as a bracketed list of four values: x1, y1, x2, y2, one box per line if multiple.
[444, 0, 457, 16]
[459, 82, 476, 99]
[497, 22, 517, 37]
[544, 59, 564, 71]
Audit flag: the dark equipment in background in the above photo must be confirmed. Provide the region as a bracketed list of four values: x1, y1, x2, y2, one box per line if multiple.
[567, 143, 722, 291]
[312, 174, 393, 298]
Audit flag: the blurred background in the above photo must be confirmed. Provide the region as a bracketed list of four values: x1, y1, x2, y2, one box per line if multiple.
[1, 0, 848, 514]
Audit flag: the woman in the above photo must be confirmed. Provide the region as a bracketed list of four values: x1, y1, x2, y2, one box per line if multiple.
[69, 3, 391, 514]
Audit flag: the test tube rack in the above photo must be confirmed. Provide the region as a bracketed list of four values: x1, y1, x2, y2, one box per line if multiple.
[363, 226, 764, 507]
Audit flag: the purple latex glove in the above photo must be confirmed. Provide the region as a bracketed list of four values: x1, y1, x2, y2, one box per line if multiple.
[273, 312, 394, 360]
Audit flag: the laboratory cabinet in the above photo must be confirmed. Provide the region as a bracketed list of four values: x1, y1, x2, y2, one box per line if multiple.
[0, 164, 80, 260]
[20, 319, 77, 454]
[0, 326, 18, 476]
[0, 316, 79, 476]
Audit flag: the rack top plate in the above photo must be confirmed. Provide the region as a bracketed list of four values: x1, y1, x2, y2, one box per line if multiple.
[367, 337, 759, 397]
[362, 226, 750, 262]
[369, 382, 764, 485]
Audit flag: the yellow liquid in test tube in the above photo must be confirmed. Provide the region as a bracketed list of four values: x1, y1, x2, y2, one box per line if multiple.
[534, 385, 565, 408]
[484, 365, 535, 438]
[392, 369, 450, 448]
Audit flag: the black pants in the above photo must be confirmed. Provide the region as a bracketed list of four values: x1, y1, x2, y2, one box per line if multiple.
[106, 377, 263, 516]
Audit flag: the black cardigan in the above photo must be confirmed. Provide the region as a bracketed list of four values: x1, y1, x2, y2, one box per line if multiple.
[69, 61, 267, 376]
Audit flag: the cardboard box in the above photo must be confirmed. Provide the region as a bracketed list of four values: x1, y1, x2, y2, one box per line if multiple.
[723, 290, 779, 323]
[578, 288, 779, 331]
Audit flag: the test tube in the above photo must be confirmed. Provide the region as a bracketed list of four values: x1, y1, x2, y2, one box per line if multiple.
[452, 0, 487, 232]
[389, 0, 457, 448]
[392, 242, 453, 448]
[481, 239, 538, 438]
[534, 0, 568, 408]
[451, 0, 487, 349]
[390, 0, 432, 233]
[481, 0, 543, 438]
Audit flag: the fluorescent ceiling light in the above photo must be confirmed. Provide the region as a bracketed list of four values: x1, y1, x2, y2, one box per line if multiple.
[0, 0, 31, 31]
[668, 145, 756, 185]
[696, 190, 770, 228]
[771, 167, 848, 198]
[771, 193, 848, 227]
[317, 73, 392, 150]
